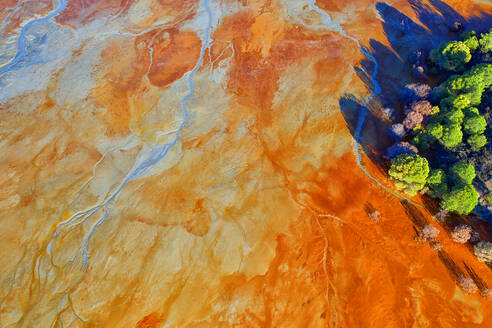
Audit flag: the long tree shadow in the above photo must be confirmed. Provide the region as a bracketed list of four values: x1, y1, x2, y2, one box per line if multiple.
[341, 1, 492, 159]
[340, 0, 492, 211]
[340, 0, 492, 287]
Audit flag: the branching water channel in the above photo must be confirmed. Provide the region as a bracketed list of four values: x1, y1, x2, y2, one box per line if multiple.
[0, 0, 68, 75]
[44, 0, 215, 267]
[3, 0, 419, 269]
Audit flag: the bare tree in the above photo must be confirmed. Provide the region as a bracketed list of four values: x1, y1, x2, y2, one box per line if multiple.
[451, 224, 472, 243]
[474, 241, 492, 263]
[422, 224, 440, 240]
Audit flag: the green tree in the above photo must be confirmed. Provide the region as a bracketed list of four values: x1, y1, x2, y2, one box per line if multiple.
[463, 114, 486, 135]
[449, 161, 476, 185]
[479, 31, 492, 53]
[441, 184, 479, 214]
[389, 154, 430, 196]
[464, 107, 480, 117]
[444, 63, 492, 105]
[430, 41, 472, 71]
[439, 123, 463, 148]
[426, 122, 443, 139]
[442, 108, 464, 124]
[440, 95, 470, 111]
[461, 31, 479, 52]
[467, 133, 487, 151]
[411, 131, 434, 152]
[427, 169, 448, 197]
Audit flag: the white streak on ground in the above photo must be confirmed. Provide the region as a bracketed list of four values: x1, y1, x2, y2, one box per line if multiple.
[50, 0, 215, 268]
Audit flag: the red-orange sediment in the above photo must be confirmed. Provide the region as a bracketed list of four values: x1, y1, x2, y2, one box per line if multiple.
[2, 0, 492, 327]
[147, 29, 202, 88]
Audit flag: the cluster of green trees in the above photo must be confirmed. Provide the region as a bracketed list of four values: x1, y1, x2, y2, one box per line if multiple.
[430, 29, 492, 72]
[389, 155, 479, 214]
[412, 90, 489, 151]
[411, 55, 492, 150]
[388, 29, 492, 215]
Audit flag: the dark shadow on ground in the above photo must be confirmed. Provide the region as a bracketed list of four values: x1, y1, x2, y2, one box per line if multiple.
[340, 1, 492, 164]
[340, 0, 492, 216]
[339, 0, 492, 288]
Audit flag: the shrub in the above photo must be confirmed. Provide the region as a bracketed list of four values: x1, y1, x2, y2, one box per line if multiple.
[427, 169, 448, 197]
[422, 224, 440, 239]
[389, 123, 406, 140]
[411, 100, 433, 116]
[430, 40, 471, 71]
[389, 154, 430, 196]
[441, 184, 479, 214]
[467, 133, 487, 151]
[439, 123, 463, 148]
[449, 161, 476, 185]
[463, 115, 486, 135]
[380, 107, 396, 121]
[474, 241, 492, 262]
[368, 210, 381, 222]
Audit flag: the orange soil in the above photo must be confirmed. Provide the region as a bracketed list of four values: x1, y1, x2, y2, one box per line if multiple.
[3, 0, 492, 326]
[136, 312, 163, 328]
[147, 29, 202, 88]
[196, 150, 492, 327]
[0, 1, 53, 38]
[55, 0, 132, 27]
[169, 0, 492, 326]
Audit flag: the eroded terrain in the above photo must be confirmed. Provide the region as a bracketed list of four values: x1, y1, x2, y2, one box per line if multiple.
[1, 0, 492, 327]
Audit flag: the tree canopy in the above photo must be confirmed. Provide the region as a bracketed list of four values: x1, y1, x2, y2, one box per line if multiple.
[389, 154, 430, 196]
[441, 184, 479, 214]
[430, 40, 472, 72]
[449, 161, 476, 185]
